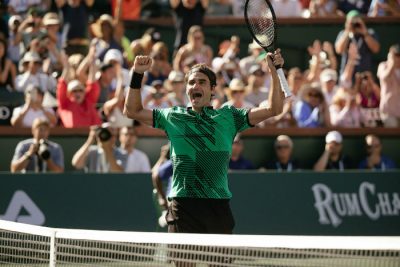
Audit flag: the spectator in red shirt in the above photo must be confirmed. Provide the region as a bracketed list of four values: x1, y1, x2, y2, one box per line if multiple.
[57, 50, 101, 127]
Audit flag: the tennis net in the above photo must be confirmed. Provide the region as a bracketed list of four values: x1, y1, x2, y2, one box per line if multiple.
[1, 219, 400, 267]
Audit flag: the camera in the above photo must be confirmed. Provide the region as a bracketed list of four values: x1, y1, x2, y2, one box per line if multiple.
[95, 127, 112, 142]
[352, 22, 361, 28]
[38, 139, 51, 160]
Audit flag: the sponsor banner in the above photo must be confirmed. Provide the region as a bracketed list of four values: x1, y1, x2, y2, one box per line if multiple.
[0, 172, 399, 235]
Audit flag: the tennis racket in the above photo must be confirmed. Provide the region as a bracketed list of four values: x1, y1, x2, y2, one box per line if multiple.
[244, 0, 292, 97]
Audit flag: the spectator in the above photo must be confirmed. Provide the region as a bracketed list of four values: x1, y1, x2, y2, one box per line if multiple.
[359, 134, 396, 171]
[118, 126, 151, 173]
[91, 14, 123, 62]
[56, 0, 94, 56]
[42, 12, 62, 50]
[7, 0, 42, 16]
[329, 88, 365, 127]
[165, 70, 188, 107]
[57, 49, 101, 128]
[306, 40, 337, 83]
[113, 20, 133, 67]
[368, 0, 400, 16]
[13, 8, 45, 54]
[0, 38, 17, 91]
[265, 135, 299, 171]
[377, 44, 400, 127]
[11, 84, 57, 128]
[170, 0, 209, 52]
[319, 68, 339, 105]
[15, 51, 57, 93]
[11, 117, 64, 173]
[72, 124, 124, 172]
[245, 64, 270, 106]
[103, 48, 130, 89]
[314, 130, 353, 171]
[144, 41, 172, 86]
[308, 0, 339, 17]
[143, 80, 174, 109]
[270, 0, 304, 17]
[335, 10, 380, 78]
[354, 71, 381, 127]
[7, 15, 22, 67]
[222, 78, 254, 109]
[173, 25, 213, 72]
[103, 64, 134, 128]
[211, 70, 229, 108]
[337, 0, 371, 14]
[130, 28, 161, 60]
[239, 40, 264, 77]
[229, 134, 255, 170]
[293, 83, 331, 127]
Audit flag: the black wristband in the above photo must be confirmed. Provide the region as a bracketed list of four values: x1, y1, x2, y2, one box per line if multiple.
[130, 72, 144, 90]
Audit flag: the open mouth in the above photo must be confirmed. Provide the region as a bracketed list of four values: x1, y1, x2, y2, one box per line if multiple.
[192, 92, 203, 99]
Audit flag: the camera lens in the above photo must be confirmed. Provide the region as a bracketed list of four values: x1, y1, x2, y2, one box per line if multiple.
[38, 139, 51, 160]
[96, 127, 112, 142]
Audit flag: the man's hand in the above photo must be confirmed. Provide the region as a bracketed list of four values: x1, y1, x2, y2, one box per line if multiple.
[133, 56, 152, 74]
[266, 48, 284, 70]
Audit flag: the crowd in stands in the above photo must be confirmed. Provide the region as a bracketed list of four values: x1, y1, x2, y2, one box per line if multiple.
[0, 0, 398, 175]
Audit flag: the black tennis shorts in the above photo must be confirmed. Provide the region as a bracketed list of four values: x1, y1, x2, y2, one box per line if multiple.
[166, 197, 235, 234]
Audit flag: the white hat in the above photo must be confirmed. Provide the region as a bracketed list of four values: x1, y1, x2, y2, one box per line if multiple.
[325, 131, 343, 144]
[22, 51, 41, 63]
[104, 49, 123, 64]
[320, 68, 338, 83]
[229, 78, 245, 91]
[168, 70, 184, 82]
[67, 79, 85, 92]
[42, 12, 60, 26]
[8, 15, 22, 28]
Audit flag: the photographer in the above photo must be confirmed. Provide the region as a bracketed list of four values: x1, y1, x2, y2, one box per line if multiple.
[72, 124, 125, 173]
[11, 117, 64, 173]
[334, 10, 380, 79]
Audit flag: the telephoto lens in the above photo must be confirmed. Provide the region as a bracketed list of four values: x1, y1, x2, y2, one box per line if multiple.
[38, 139, 51, 160]
[95, 127, 112, 142]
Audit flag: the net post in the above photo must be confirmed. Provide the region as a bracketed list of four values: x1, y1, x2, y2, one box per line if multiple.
[49, 229, 56, 267]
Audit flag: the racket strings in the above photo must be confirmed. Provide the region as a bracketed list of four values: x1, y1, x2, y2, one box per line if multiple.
[246, 0, 275, 47]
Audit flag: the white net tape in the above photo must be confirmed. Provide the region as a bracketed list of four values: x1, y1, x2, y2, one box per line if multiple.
[1, 219, 400, 267]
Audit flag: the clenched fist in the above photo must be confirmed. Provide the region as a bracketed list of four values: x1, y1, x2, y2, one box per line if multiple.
[133, 56, 153, 74]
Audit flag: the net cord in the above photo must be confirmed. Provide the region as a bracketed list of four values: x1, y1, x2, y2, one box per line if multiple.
[1, 219, 400, 251]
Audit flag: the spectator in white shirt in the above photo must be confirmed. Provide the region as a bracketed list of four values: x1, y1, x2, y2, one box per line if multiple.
[11, 84, 57, 127]
[15, 51, 56, 93]
[118, 126, 151, 173]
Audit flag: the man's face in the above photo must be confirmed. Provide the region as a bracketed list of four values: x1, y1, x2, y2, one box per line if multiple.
[366, 136, 381, 156]
[275, 141, 292, 161]
[186, 71, 214, 110]
[119, 128, 137, 147]
[32, 124, 49, 140]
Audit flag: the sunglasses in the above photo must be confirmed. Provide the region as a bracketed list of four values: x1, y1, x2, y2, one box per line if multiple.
[276, 145, 290, 150]
[71, 89, 84, 94]
[252, 71, 265, 77]
[309, 92, 321, 98]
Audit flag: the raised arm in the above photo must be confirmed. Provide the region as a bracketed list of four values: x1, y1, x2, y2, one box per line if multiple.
[123, 56, 154, 126]
[248, 50, 285, 126]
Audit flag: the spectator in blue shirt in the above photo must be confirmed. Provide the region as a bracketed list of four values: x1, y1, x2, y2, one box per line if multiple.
[293, 83, 331, 128]
[359, 134, 396, 171]
[229, 134, 255, 170]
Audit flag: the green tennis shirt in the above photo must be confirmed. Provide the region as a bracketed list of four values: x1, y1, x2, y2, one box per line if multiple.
[153, 105, 252, 199]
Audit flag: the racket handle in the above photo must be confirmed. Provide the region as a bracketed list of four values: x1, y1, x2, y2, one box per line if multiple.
[277, 68, 292, 98]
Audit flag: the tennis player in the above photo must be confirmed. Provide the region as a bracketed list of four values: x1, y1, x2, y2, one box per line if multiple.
[124, 49, 285, 235]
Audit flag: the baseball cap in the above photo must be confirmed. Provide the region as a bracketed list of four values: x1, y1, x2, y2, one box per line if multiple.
[22, 51, 42, 63]
[229, 78, 245, 91]
[8, 15, 22, 28]
[347, 10, 361, 19]
[67, 79, 85, 92]
[168, 70, 184, 82]
[320, 68, 338, 83]
[104, 49, 123, 64]
[42, 12, 60, 26]
[325, 131, 343, 144]
[249, 64, 264, 75]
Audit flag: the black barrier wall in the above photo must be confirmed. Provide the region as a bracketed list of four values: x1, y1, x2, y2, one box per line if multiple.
[1, 172, 399, 235]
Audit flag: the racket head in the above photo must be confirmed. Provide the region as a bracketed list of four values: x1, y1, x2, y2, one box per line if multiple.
[244, 0, 277, 53]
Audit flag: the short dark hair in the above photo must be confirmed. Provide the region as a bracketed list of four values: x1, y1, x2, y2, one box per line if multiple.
[186, 63, 217, 87]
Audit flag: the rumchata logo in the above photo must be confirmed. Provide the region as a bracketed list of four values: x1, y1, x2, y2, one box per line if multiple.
[312, 182, 400, 227]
